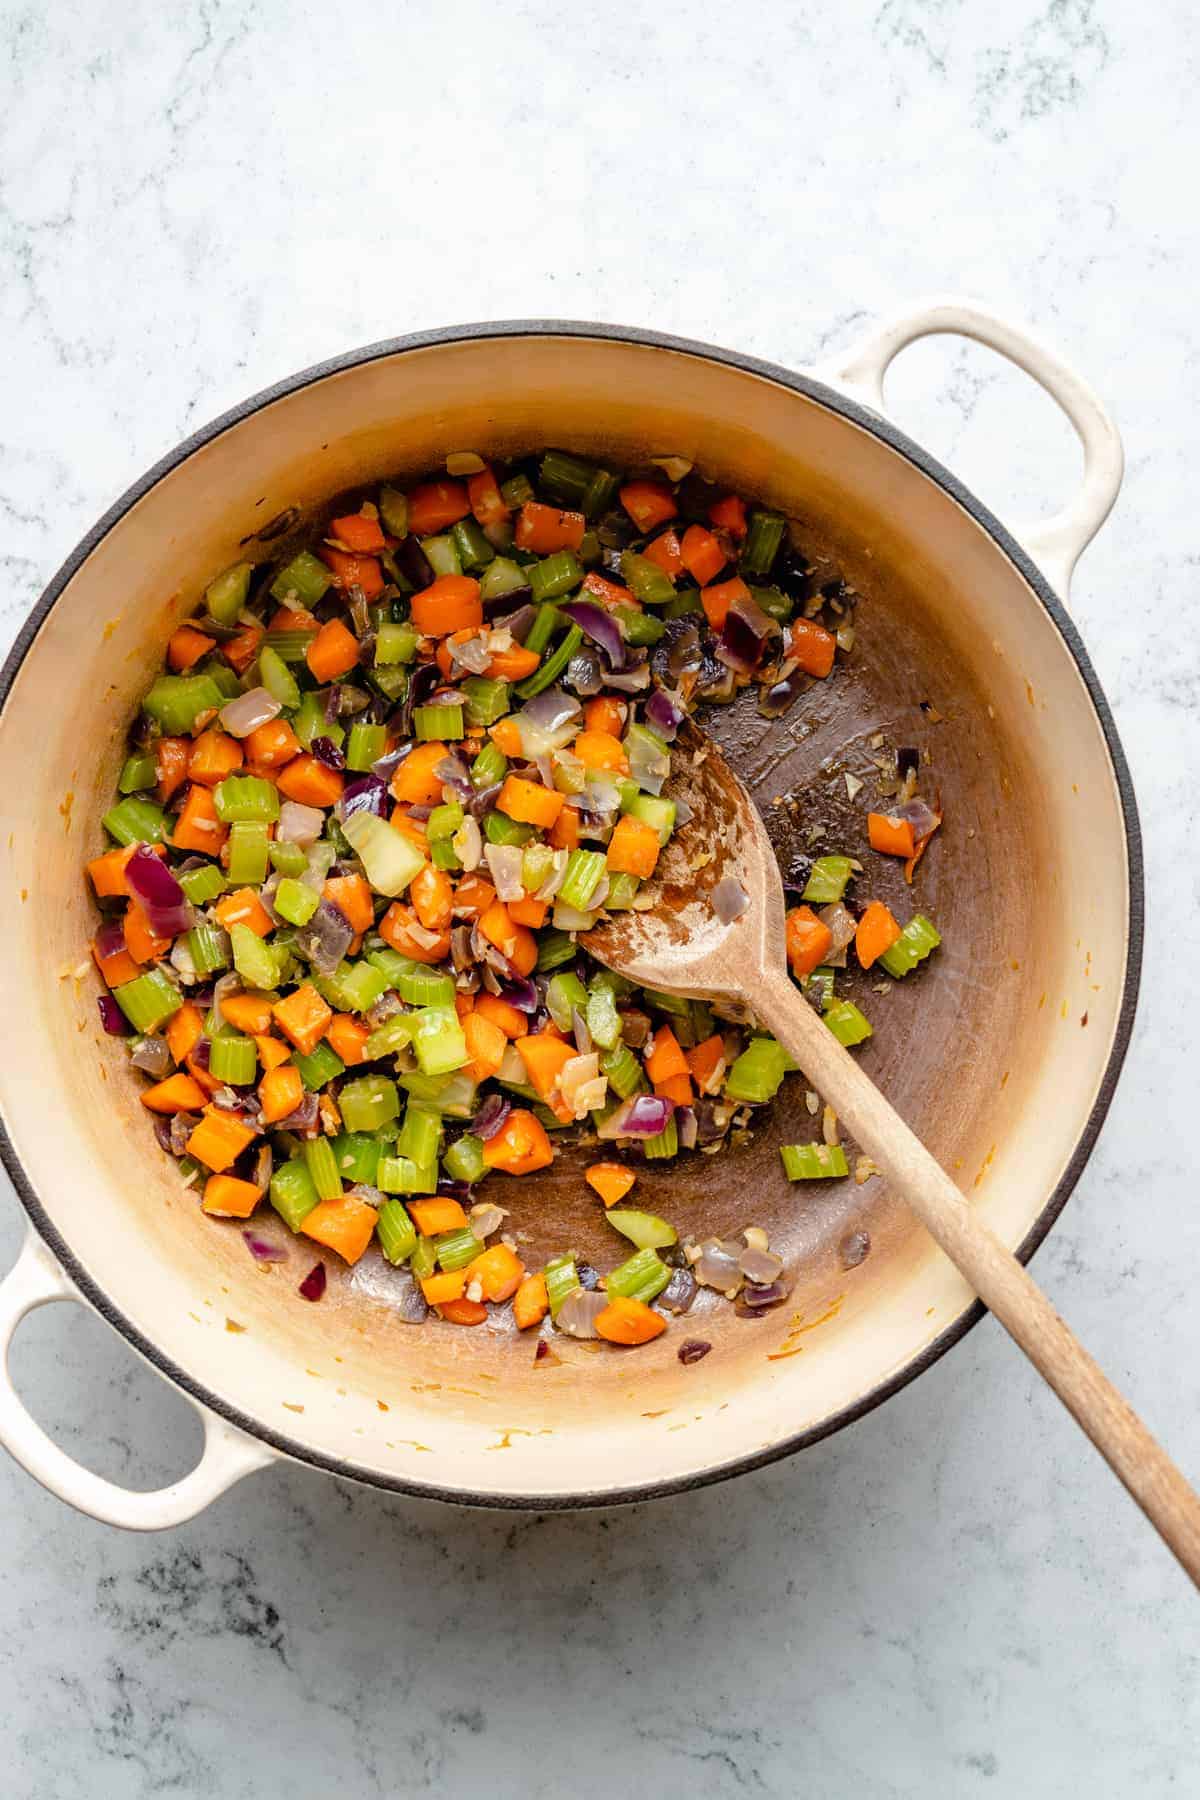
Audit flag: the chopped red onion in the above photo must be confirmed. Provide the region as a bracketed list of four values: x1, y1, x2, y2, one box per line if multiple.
[659, 1267, 698, 1314]
[676, 1105, 698, 1150]
[278, 1090, 320, 1134]
[94, 918, 127, 963]
[626, 726, 670, 795]
[337, 775, 389, 822]
[296, 899, 353, 976]
[711, 875, 749, 924]
[559, 601, 627, 669]
[556, 1289, 609, 1339]
[219, 687, 281, 738]
[518, 684, 581, 741]
[599, 1093, 674, 1139]
[300, 1261, 328, 1300]
[471, 1092, 512, 1141]
[565, 648, 604, 696]
[603, 662, 652, 693]
[97, 994, 129, 1035]
[737, 1280, 792, 1313]
[678, 1339, 712, 1364]
[894, 796, 940, 839]
[277, 800, 325, 846]
[169, 1110, 200, 1155]
[818, 902, 857, 967]
[394, 535, 433, 589]
[484, 843, 525, 901]
[499, 977, 539, 1013]
[718, 591, 778, 673]
[310, 735, 346, 771]
[211, 970, 244, 1031]
[434, 752, 474, 800]
[243, 1230, 287, 1264]
[739, 1245, 784, 1284]
[571, 1008, 593, 1054]
[693, 1239, 743, 1291]
[130, 1035, 172, 1079]
[125, 845, 193, 938]
[490, 601, 535, 639]
[644, 687, 685, 740]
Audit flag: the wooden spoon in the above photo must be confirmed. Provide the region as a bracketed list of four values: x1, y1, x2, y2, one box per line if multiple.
[588, 726, 1200, 1585]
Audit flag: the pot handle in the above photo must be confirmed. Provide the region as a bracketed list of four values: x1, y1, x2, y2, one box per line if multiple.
[0, 1229, 275, 1529]
[812, 297, 1124, 596]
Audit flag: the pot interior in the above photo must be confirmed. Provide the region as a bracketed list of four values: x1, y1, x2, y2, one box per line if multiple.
[0, 332, 1132, 1501]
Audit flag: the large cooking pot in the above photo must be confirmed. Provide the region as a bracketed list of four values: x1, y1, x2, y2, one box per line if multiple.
[0, 300, 1138, 1526]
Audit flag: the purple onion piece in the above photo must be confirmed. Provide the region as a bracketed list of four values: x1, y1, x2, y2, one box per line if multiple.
[499, 977, 539, 1014]
[565, 648, 604, 696]
[471, 1092, 512, 1142]
[299, 1261, 327, 1301]
[394, 535, 434, 590]
[396, 660, 441, 735]
[131, 1035, 172, 1079]
[644, 687, 685, 740]
[310, 735, 346, 771]
[676, 1105, 698, 1150]
[486, 597, 535, 632]
[394, 1277, 429, 1324]
[615, 1093, 675, 1138]
[718, 591, 778, 674]
[603, 662, 652, 693]
[711, 875, 749, 924]
[277, 1090, 320, 1133]
[370, 744, 408, 783]
[559, 600, 627, 669]
[296, 899, 353, 976]
[434, 752, 474, 800]
[737, 1280, 792, 1313]
[125, 844, 193, 938]
[436, 1177, 473, 1203]
[169, 1111, 200, 1155]
[152, 1114, 176, 1154]
[677, 1338, 712, 1364]
[219, 686, 281, 739]
[659, 1267, 698, 1314]
[338, 775, 389, 822]
[98, 995, 129, 1036]
[519, 684, 582, 735]
[94, 918, 128, 962]
[243, 1230, 288, 1265]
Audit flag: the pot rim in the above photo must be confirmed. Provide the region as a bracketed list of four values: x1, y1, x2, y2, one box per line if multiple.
[0, 319, 1144, 1509]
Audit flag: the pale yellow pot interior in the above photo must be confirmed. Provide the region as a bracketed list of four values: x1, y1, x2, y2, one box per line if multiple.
[0, 334, 1131, 1501]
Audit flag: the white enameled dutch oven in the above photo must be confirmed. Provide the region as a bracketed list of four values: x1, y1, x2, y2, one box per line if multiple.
[0, 300, 1138, 1527]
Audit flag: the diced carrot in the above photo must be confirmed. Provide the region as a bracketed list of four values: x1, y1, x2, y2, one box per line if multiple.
[378, 902, 451, 963]
[514, 501, 585, 554]
[645, 1025, 689, 1084]
[223, 623, 264, 676]
[408, 1196, 468, 1235]
[123, 903, 172, 964]
[330, 511, 386, 553]
[595, 1294, 667, 1345]
[680, 524, 727, 586]
[581, 570, 637, 610]
[87, 841, 165, 899]
[409, 574, 483, 637]
[243, 718, 300, 769]
[496, 774, 564, 829]
[435, 629, 474, 679]
[606, 815, 660, 879]
[549, 805, 580, 851]
[302, 1194, 379, 1266]
[201, 1174, 263, 1218]
[391, 740, 449, 805]
[572, 730, 629, 775]
[451, 873, 496, 917]
[277, 755, 344, 809]
[464, 1243, 525, 1304]
[257, 1064, 304, 1127]
[700, 575, 751, 632]
[186, 1052, 223, 1098]
[439, 1296, 489, 1325]
[166, 1001, 204, 1066]
[140, 1072, 207, 1114]
[322, 548, 384, 600]
[269, 605, 320, 637]
[420, 1268, 468, 1306]
[904, 811, 942, 885]
[786, 904, 833, 978]
[506, 894, 547, 928]
[620, 480, 677, 533]
[463, 1011, 508, 1080]
[856, 899, 902, 971]
[173, 783, 229, 854]
[512, 1271, 549, 1329]
[186, 1106, 258, 1173]
[708, 494, 748, 537]
[454, 990, 475, 1019]
[406, 478, 471, 537]
[214, 887, 273, 938]
[585, 1162, 637, 1208]
[410, 864, 453, 932]
[583, 695, 626, 738]
[868, 812, 917, 859]
[655, 1073, 694, 1107]
[272, 984, 333, 1057]
[642, 528, 683, 580]
[467, 464, 509, 527]
[516, 1033, 575, 1102]
[477, 899, 537, 976]
[188, 730, 244, 787]
[326, 1014, 370, 1066]
[154, 736, 191, 803]
[92, 931, 140, 987]
[685, 1034, 726, 1094]
[323, 874, 375, 934]
[789, 618, 836, 679]
[489, 717, 523, 758]
[486, 644, 541, 681]
[481, 1108, 554, 1175]
[305, 617, 361, 682]
[220, 993, 274, 1036]
[473, 991, 528, 1039]
[254, 1033, 292, 1072]
[167, 625, 215, 672]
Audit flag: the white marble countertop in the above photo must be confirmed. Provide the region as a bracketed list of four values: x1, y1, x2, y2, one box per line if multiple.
[2, 1, 1197, 1792]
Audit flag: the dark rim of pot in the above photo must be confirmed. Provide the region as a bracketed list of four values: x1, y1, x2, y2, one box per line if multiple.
[0, 320, 1143, 1512]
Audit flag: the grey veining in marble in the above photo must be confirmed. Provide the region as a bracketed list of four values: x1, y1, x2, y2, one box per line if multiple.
[1, 0, 1198, 1793]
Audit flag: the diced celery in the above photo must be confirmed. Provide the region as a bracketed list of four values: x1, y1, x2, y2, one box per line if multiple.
[378, 485, 408, 539]
[317, 960, 389, 1015]
[303, 1136, 342, 1200]
[545, 1254, 581, 1318]
[528, 550, 583, 603]
[604, 872, 640, 910]
[435, 1227, 483, 1272]
[293, 1041, 346, 1090]
[471, 741, 508, 788]
[559, 848, 606, 911]
[443, 1133, 486, 1185]
[257, 645, 302, 711]
[536, 930, 577, 974]
[523, 604, 562, 657]
[205, 559, 253, 626]
[461, 677, 510, 729]
[408, 1007, 467, 1077]
[824, 1001, 872, 1047]
[342, 811, 426, 896]
[749, 584, 793, 623]
[268, 840, 308, 879]
[363, 1014, 415, 1060]
[141, 674, 224, 736]
[605, 1247, 671, 1303]
[621, 792, 676, 845]
[273, 876, 320, 927]
[451, 517, 494, 571]
[620, 551, 675, 606]
[339, 1075, 400, 1133]
[397, 1070, 477, 1115]
[780, 1143, 849, 1180]
[739, 509, 786, 578]
[102, 796, 166, 846]
[227, 820, 270, 885]
[178, 863, 225, 905]
[420, 534, 462, 577]
[293, 689, 343, 750]
[601, 1041, 647, 1100]
[395, 962, 455, 1008]
[643, 1116, 679, 1160]
[346, 723, 387, 772]
[187, 923, 230, 976]
[620, 606, 668, 644]
[228, 923, 280, 989]
[375, 620, 418, 665]
[514, 624, 582, 699]
[270, 1160, 320, 1232]
[113, 969, 182, 1033]
[803, 966, 836, 1011]
[264, 627, 316, 664]
[426, 801, 464, 844]
[878, 914, 942, 978]
[724, 1037, 788, 1103]
[585, 982, 622, 1049]
[376, 1154, 438, 1195]
[214, 775, 280, 826]
[333, 1132, 382, 1185]
[270, 550, 331, 606]
[802, 856, 855, 905]
[377, 1199, 417, 1265]
[414, 703, 464, 741]
[545, 971, 588, 1033]
[479, 556, 529, 603]
[485, 810, 533, 848]
[410, 1235, 439, 1279]
[118, 751, 157, 794]
[605, 1208, 677, 1250]
[208, 1034, 257, 1085]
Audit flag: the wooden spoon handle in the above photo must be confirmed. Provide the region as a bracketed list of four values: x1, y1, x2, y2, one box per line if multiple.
[752, 977, 1200, 1587]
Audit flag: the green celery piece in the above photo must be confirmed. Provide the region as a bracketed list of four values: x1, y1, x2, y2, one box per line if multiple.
[479, 556, 529, 603]
[585, 982, 622, 1049]
[528, 550, 583, 603]
[413, 703, 464, 741]
[409, 1006, 467, 1077]
[620, 551, 675, 606]
[392, 962, 455, 1007]
[397, 1069, 478, 1115]
[293, 1041, 345, 1090]
[270, 550, 331, 606]
[514, 623, 584, 699]
[537, 449, 595, 508]
[205, 559, 252, 626]
[273, 876, 319, 927]
[303, 1136, 342, 1201]
[485, 810, 533, 847]
[643, 1116, 679, 1160]
[341, 811, 425, 897]
[378, 485, 408, 538]
[545, 1255, 581, 1319]
[803, 966, 836, 1011]
[878, 914, 942, 978]
[339, 1075, 400, 1133]
[601, 1041, 646, 1100]
[293, 689, 343, 749]
[451, 517, 494, 571]
[375, 620, 418, 665]
[117, 751, 157, 794]
[227, 821, 270, 885]
[377, 1154, 438, 1196]
[377, 1199, 417, 1265]
[268, 841, 308, 879]
[802, 856, 855, 905]
[559, 848, 606, 911]
[317, 960, 389, 1015]
[605, 1247, 671, 1303]
[471, 741, 508, 788]
[113, 969, 182, 1033]
[426, 801, 464, 844]
[346, 723, 387, 771]
[141, 674, 224, 735]
[229, 923, 280, 989]
[535, 930, 577, 974]
[410, 1235, 439, 1279]
[724, 1037, 788, 1104]
[333, 1132, 382, 1186]
[604, 872, 640, 910]
[622, 791, 676, 845]
[208, 1034, 257, 1085]
[364, 1014, 415, 1060]
[214, 775, 280, 824]
[824, 1001, 872, 1047]
[177, 863, 225, 905]
[605, 1209, 677, 1250]
[461, 677, 510, 729]
[102, 796, 166, 846]
[187, 924, 230, 976]
[619, 606, 667, 644]
[435, 1227, 484, 1272]
[780, 1143, 849, 1180]
[545, 971, 588, 1033]
[270, 1160, 320, 1232]
[443, 1133, 486, 1185]
[522, 603, 562, 657]
[421, 534, 461, 577]
[257, 646, 302, 711]
[397, 1106, 441, 1167]
[739, 509, 786, 579]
